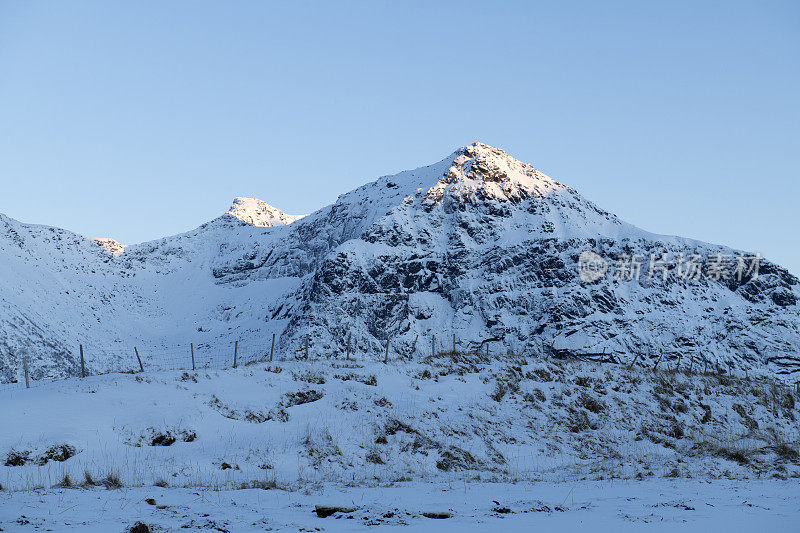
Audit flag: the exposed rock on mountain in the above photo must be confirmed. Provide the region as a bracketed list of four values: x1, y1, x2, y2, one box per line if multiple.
[225, 197, 305, 227]
[0, 143, 798, 382]
[93, 238, 126, 256]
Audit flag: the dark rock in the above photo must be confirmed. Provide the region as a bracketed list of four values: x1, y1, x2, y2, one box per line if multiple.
[4, 450, 29, 467]
[282, 389, 324, 407]
[129, 522, 150, 533]
[315, 505, 356, 518]
[35, 444, 77, 465]
[436, 447, 480, 471]
[772, 290, 797, 307]
[151, 434, 176, 447]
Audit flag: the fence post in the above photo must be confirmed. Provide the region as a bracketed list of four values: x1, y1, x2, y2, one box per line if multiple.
[689, 355, 694, 374]
[80, 344, 85, 378]
[134, 347, 144, 372]
[432, 335, 435, 357]
[305, 335, 309, 361]
[23, 357, 29, 389]
[384, 338, 389, 364]
[346, 332, 351, 361]
[190, 343, 195, 371]
[486, 342, 489, 357]
[233, 340, 238, 368]
[270, 333, 275, 362]
[653, 351, 663, 371]
[452, 333, 456, 355]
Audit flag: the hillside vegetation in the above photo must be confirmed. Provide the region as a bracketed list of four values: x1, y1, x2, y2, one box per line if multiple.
[2, 353, 798, 492]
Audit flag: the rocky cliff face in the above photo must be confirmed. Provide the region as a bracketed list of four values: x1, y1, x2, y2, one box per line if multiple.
[1, 143, 798, 382]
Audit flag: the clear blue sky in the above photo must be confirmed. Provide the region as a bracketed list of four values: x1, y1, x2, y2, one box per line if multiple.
[1, 1, 798, 274]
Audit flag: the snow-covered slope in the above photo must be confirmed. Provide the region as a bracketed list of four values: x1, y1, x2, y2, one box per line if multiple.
[4, 354, 800, 531]
[1, 143, 799, 383]
[1, 356, 798, 492]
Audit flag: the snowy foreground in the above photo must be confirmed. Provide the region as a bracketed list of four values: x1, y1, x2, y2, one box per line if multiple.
[1, 479, 799, 532]
[2, 354, 798, 530]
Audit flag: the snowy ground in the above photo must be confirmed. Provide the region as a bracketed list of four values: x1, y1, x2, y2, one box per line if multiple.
[2, 354, 798, 530]
[1, 479, 798, 532]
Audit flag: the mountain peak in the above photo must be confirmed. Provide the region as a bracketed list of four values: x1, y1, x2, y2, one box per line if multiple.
[459, 141, 508, 158]
[225, 197, 305, 227]
[424, 142, 566, 204]
[93, 237, 126, 256]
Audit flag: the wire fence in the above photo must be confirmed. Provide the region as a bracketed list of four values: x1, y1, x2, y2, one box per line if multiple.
[4, 337, 280, 391]
[103, 338, 279, 372]
[4, 334, 800, 394]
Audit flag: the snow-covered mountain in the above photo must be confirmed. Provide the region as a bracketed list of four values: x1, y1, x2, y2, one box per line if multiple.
[226, 197, 306, 227]
[1, 142, 798, 383]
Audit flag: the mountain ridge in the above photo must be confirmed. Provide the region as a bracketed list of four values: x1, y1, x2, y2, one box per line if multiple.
[0, 143, 798, 383]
